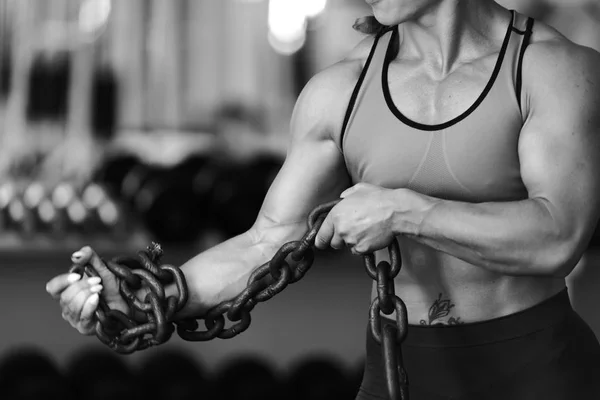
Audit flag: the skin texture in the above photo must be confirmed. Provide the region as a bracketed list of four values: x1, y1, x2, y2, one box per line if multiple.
[47, 0, 600, 330]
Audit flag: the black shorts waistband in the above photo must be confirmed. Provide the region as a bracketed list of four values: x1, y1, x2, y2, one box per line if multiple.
[379, 289, 572, 347]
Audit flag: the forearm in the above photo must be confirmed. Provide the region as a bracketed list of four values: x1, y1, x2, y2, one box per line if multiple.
[162, 224, 303, 319]
[400, 191, 571, 276]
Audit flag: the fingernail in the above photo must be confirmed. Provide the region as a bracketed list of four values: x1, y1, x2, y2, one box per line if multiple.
[71, 251, 84, 260]
[67, 274, 81, 283]
[90, 285, 103, 293]
[89, 293, 99, 304]
[87, 277, 101, 285]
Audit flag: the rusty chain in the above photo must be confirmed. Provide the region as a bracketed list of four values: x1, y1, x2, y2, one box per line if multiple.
[69, 242, 189, 354]
[71, 199, 409, 399]
[365, 240, 409, 400]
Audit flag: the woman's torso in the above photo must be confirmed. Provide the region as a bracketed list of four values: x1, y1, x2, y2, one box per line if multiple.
[335, 10, 566, 325]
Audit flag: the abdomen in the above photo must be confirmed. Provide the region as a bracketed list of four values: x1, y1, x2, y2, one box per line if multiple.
[371, 236, 566, 325]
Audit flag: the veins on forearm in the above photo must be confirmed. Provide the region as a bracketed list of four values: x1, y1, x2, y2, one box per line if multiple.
[419, 293, 463, 326]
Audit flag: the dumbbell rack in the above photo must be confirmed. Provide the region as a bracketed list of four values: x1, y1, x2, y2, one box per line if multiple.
[0, 179, 150, 253]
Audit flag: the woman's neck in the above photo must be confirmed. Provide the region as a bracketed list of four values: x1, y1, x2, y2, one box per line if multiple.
[397, 0, 509, 77]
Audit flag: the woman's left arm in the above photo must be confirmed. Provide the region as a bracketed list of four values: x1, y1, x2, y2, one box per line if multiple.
[316, 42, 600, 278]
[398, 42, 600, 277]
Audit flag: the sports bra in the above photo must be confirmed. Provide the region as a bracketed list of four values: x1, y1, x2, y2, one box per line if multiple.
[341, 10, 535, 203]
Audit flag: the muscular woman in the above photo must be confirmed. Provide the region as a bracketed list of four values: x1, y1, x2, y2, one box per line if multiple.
[46, 0, 600, 398]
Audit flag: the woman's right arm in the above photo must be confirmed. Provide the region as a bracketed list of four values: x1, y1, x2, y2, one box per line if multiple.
[46, 59, 361, 330]
[168, 63, 355, 318]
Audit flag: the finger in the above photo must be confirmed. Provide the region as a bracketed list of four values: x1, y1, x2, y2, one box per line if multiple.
[73, 246, 111, 281]
[350, 243, 369, 256]
[329, 233, 345, 250]
[315, 215, 335, 250]
[46, 273, 82, 299]
[72, 246, 95, 265]
[350, 246, 363, 256]
[59, 276, 101, 308]
[340, 183, 371, 198]
[62, 284, 103, 323]
[80, 293, 100, 324]
[340, 185, 359, 199]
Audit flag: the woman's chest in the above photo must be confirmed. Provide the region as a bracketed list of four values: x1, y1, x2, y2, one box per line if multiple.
[343, 83, 527, 202]
[385, 55, 498, 126]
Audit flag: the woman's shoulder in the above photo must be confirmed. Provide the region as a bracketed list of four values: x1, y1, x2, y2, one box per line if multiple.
[520, 18, 600, 121]
[522, 19, 600, 91]
[309, 33, 378, 90]
[290, 34, 380, 144]
[525, 17, 599, 63]
[300, 32, 378, 98]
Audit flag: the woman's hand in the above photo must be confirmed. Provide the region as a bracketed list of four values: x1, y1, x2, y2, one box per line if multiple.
[315, 183, 405, 254]
[45, 247, 128, 335]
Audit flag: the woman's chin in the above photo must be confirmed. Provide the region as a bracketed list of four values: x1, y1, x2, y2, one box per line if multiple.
[371, 12, 394, 27]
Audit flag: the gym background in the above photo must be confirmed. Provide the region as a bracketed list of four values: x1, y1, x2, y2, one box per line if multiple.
[0, 0, 598, 399]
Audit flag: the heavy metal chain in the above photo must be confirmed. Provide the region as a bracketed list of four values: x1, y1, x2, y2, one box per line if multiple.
[364, 240, 409, 400]
[72, 199, 409, 400]
[174, 200, 337, 342]
[69, 242, 189, 354]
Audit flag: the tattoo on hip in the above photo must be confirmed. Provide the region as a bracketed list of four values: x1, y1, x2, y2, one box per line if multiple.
[420, 293, 463, 326]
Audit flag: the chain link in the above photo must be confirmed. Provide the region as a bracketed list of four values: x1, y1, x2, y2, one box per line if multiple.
[71, 200, 409, 399]
[176, 200, 337, 342]
[68, 242, 188, 354]
[365, 238, 409, 399]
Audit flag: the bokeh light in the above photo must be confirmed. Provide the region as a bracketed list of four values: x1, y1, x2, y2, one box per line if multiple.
[268, 0, 327, 54]
[78, 0, 112, 35]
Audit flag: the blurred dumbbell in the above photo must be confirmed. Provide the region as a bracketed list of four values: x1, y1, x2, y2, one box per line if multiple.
[192, 159, 223, 246]
[0, 181, 16, 230]
[214, 357, 281, 400]
[286, 357, 352, 400]
[37, 197, 57, 233]
[81, 182, 107, 231]
[49, 182, 77, 236]
[7, 196, 28, 233]
[134, 156, 212, 245]
[121, 163, 157, 207]
[66, 198, 91, 235]
[0, 182, 36, 237]
[97, 156, 188, 241]
[22, 181, 47, 234]
[211, 155, 282, 239]
[93, 154, 140, 199]
[96, 198, 124, 236]
[81, 182, 127, 237]
[0, 348, 69, 400]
